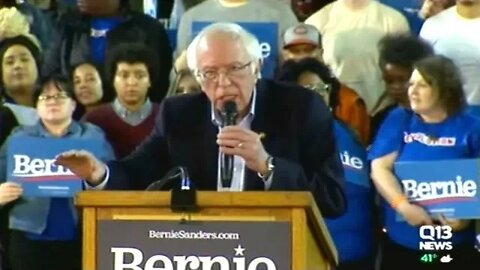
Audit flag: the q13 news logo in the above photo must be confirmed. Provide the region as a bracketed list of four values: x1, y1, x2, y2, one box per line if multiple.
[419, 225, 453, 251]
[419, 225, 455, 264]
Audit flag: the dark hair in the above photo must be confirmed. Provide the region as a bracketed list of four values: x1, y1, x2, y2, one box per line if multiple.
[105, 42, 159, 92]
[414, 55, 466, 116]
[69, 60, 108, 102]
[378, 34, 433, 69]
[276, 58, 341, 109]
[0, 0, 16, 7]
[69, 61, 108, 119]
[33, 75, 74, 105]
[0, 35, 41, 98]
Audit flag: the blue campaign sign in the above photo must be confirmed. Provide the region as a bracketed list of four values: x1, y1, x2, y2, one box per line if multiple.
[6, 137, 105, 198]
[334, 122, 370, 188]
[394, 159, 480, 219]
[191, 21, 278, 79]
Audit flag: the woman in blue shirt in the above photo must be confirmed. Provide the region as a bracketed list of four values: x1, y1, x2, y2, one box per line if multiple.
[277, 58, 376, 270]
[0, 75, 114, 270]
[370, 55, 480, 269]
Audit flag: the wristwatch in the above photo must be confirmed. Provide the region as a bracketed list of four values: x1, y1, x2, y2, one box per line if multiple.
[258, 156, 275, 181]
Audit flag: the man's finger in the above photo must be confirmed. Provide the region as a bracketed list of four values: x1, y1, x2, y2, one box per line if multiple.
[219, 126, 258, 137]
[218, 130, 249, 140]
[6, 190, 22, 197]
[217, 139, 241, 148]
[55, 151, 92, 164]
[220, 146, 247, 157]
[55, 150, 80, 159]
[2, 182, 22, 188]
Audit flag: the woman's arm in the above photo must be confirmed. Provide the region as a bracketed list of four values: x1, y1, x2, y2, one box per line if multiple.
[371, 151, 433, 226]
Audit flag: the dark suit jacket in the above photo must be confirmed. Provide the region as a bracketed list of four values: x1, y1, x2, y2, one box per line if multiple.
[107, 79, 346, 218]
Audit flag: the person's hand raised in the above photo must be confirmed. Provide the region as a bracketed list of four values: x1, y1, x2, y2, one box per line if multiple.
[55, 150, 107, 186]
[0, 182, 23, 205]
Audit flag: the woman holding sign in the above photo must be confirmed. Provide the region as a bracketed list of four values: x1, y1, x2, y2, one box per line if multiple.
[0, 75, 114, 270]
[370, 55, 480, 269]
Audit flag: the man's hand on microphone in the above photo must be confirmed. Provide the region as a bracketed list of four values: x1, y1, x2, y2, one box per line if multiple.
[217, 126, 269, 174]
[55, 150, 107, 186]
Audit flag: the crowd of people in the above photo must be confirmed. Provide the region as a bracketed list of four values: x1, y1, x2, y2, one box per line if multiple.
[0, 0, 479, 270]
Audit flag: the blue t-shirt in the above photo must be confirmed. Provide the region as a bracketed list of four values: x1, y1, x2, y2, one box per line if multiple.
[325, 121, 374, 262]
[25, 198, 76, 240]
[90, 17, 123, 64]
[369, 107, 480, 249]
[380, 0, 424, 34]
[467, 105, 480, 120]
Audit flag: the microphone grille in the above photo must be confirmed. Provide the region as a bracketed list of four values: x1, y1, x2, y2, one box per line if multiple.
[223, 101, 237, 114]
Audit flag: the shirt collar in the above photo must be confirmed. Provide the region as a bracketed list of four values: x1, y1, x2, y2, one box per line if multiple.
[113, 98, 152, 119]
[35, 120, 81, 137]
[211, 88, 257, 126]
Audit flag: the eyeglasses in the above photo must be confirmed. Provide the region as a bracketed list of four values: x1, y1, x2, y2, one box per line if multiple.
[304, 83, 331, 94]
[196, 61, 253, 81]
[38, 93, 69, 102]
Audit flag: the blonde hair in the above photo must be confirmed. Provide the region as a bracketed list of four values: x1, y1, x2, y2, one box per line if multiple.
[167, 69, 200, 97]
[0, 7, 41, 50]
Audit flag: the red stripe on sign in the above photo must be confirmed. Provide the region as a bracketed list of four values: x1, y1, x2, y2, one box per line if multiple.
[16, 175, 80, 182]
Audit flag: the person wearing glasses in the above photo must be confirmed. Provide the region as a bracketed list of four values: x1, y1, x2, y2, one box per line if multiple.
[83, 43, 160, 159]
[0, 75, 114, 270]
[56, 22, 347, 219]
[280, 24, 370, 145]
[277, 57, 370, 145]
[276, 57, 376, 270]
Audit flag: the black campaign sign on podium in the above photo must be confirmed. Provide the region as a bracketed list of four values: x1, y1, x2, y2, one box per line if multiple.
[97, 220, 291, 270]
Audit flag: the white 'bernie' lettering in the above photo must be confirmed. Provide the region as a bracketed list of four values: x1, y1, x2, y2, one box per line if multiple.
[111, 247, 277, 270]
[339, 151, 363, 170]
[13, 154, 72, 176]
[401, 176, 477, 201]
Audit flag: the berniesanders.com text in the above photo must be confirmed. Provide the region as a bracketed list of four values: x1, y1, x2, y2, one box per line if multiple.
[149, 230, 240, 240]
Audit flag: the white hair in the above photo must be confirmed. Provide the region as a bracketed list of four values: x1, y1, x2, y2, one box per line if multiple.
[186, 22, 263, 71]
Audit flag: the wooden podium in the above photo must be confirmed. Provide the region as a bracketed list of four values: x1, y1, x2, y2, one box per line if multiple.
[76, 191, 338, 270]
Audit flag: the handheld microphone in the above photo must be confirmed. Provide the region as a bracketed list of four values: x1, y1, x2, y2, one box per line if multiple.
[220, 101, 238, 189]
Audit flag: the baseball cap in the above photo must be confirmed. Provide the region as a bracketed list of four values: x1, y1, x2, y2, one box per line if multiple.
[283, 23, 321, 49]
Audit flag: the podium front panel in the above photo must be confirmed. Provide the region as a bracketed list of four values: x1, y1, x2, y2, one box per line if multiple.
[97, 220, 291, 269]
[77, 191, 337, 269]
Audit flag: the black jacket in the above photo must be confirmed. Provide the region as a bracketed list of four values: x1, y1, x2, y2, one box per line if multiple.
[107, 79, 347, 218]
[43, 9, 173, 103]
[0, 105, 18, 147]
